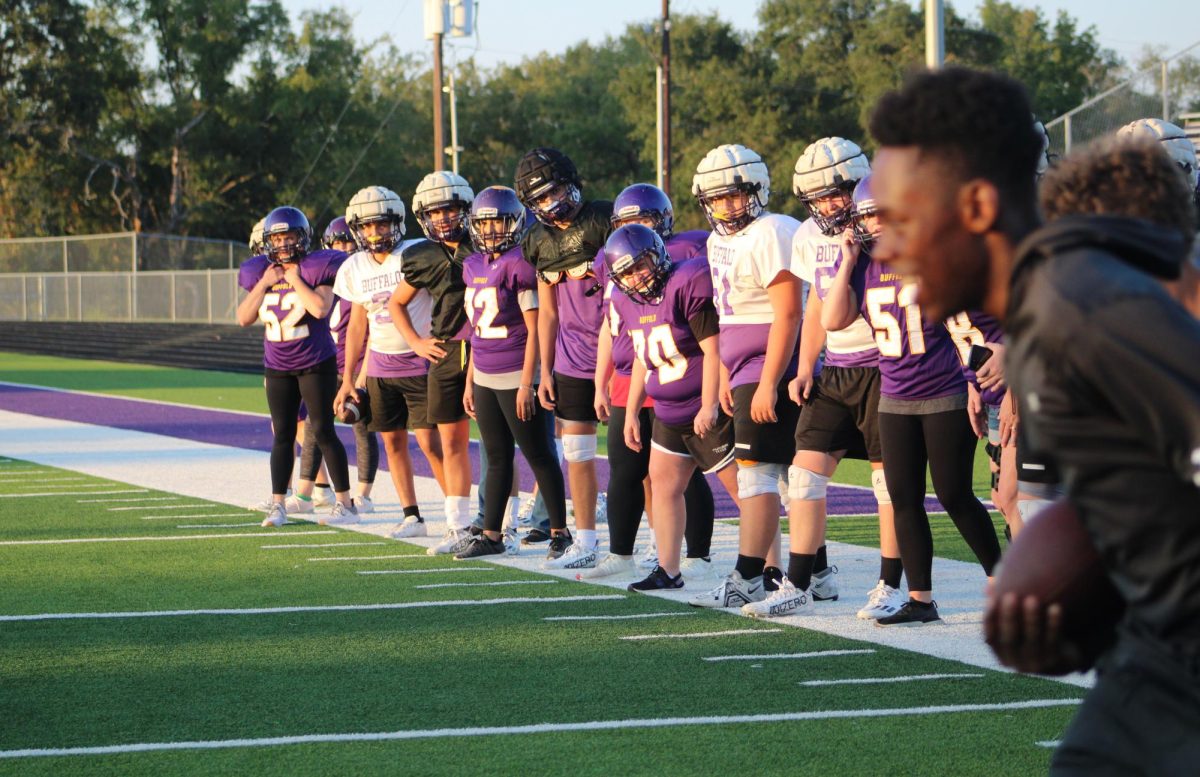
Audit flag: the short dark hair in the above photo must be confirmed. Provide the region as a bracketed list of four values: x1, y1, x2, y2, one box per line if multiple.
[869, 67, 1042, 207]
[1040, 136, 1196, 255]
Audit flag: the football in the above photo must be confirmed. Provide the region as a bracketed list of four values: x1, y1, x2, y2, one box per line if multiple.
[992, 499, 1124, 662]
[337, 389, 369, 425]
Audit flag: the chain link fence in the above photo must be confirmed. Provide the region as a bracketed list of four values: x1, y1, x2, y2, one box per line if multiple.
[0, 232, 244, 273]
[0, 270, 241, 323]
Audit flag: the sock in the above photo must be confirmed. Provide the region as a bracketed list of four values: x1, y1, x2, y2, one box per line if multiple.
[404, 505, 422, 521]
[453, 497, 474, 531]
[787, 552, 817, 591]
[734, 554, 765, 581]
[880, 557, 904, 590]
[814, 545, 828, 573]
[444, 497, 461, 532]
[577, 528, 597, 549]
[762, 565, 783, 591]
[295, 494, 312, 503]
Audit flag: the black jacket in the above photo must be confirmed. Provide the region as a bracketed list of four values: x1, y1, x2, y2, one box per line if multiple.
[1007, 215, 1200, 652]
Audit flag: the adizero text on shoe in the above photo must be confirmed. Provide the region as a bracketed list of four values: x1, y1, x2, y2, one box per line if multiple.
[428, 528, 473, 556]
[319, 502, 359, 526]
[453, 535, 506, 560]
[741, 577, 811, 618]
[577, 554, 636, 580]
[811, 565, 839, 601]
[284, 496, 314, 514]
[546, 533, 573, 560]
[857, 581, 907, 620]
[628, 566, 684, 592]
[689, 571, 765, 609]
[390, 516, 427, 539]
[261, 503, 287, 527]
[542, 541, 598, 570]
[875, 599, 941, 627]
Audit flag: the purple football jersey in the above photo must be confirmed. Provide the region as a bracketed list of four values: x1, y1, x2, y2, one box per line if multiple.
[238, 250, 344, 371]
[944, 310, 1006, 407]
[552, 273, 605, 380]
[856, 259, 965, 401]
[463, 246, 539, 376]
[328, 295, 365, 376]
[610, 258, 715, 425]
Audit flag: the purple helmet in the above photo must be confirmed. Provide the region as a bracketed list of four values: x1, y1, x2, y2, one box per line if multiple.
[604, 224, 671, 304]
[322, 216, 354, 250]
[468, 186, 527, 255]
[262, 206, 312, 263]
[612, 183, 675, 238]
[850, 175, 880, 248]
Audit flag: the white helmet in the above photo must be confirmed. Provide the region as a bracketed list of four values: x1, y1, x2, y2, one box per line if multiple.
[346, 186, 406, 253]
[691, 144, 771, 236]
[793, 137, 871, 236]
[1118, 118, 1198, 190]
[249, 217, 266, 254]
[1034, 118, 1052, 178]
[412, 171, 474, 243]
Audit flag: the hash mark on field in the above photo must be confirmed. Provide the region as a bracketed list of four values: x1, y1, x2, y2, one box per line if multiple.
[261, 542, 388, 549]
[78, 496, 182, 504]
[0, 490, 147, 498]
[356, 568, 493, 575]
[176, 523, 265, 529]
[0, 699, 1083, 758]
[108, 504, 209, 512]
[799, 673, 985, 687]
[544, 612, 698, 621]
[309, 554, 426, 561]
[622, 629, 784, 641]
[0, 594, 626, 622]
[414, 580, 558, 589]
[703, 649, 877, 662]
[0, 531, 337, 546]
[142, 514, 252, 520]
[1036, 740, 1061, 749]
[0, 475, 87, 481]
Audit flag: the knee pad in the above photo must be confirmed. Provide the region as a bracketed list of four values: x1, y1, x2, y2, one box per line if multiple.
[737, 461, 785, 500]
[787, 466, 829, 501]
[871, 468, 892, 505]
[561, 433, 597, 463]
[1017, 498, 1054, 523]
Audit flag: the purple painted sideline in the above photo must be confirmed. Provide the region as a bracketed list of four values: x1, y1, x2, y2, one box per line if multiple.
[0, 382, 933, 518]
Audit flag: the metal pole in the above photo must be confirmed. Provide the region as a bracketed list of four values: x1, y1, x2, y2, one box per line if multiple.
[170, 274, 176, 322]
[128, 274, 134, 321]
[207, 269, 213, 324]
[446, 70, 460, 174]
[433, 30, 445, 171]
[22, 275, 27, 321]
[1162, 60, 1170, 121]
[924, 0, 944, 68]
[62, 238, 68, 273]
[1064, 114, 1073, 154]
[656, 65, 664, 190]
[131, 232, 138, 272]
[661, 0, 671, 196]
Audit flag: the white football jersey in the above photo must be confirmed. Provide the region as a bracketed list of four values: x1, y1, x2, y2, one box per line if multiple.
[791, 218, 877, 357]
[705, 212, 801, 325]
[332, 239, 432, 355]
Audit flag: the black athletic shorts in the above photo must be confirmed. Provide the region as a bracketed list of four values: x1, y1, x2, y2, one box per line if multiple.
[552, 371, 599, 424]
[366, 375, 433, 432]
[731, 379, 801, 465]
[427, 339, 469, 425]
[793, 365, 881, 462]
[651, 412, 736, 474]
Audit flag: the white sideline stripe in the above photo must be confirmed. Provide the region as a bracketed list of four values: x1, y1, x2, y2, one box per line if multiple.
[107, 504, 208, 512]
[544, 612, 698, 621]
[0, 490, 146, 498]
[413, 580, 558, 589]
[0, 699, 1082, 759]
[142, 514, 250, 520]
[0, 531, 337, 546]
[309, 554, 426, 561]
[0, 594, 625, 622]
[176, 523, 264, 529]
[0, 476, 89, 481]
[262, 542, 387, 549]
[621, 628, 783, 641]
[703, 649, 877, 662]
[78, 497, 181, 504]
[356, 568, 493, 575]
[799, 673, 985, 687]
[1036, 740, 1061, 749]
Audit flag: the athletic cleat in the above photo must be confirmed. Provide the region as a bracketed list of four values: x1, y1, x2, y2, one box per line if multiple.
[741, 577, 811, 618]
[637, 539, 659, 570]
[576, 554, 636, 580]
[389, 516, 428, 539]
[689, 570, 765, 609]
[428, 528, 473, 556]
[355, 495, 374, 514]
[546, 532, 573, 560]
[812, 565, 840, 601]
[283, 495, 314, 514]
[680, 556, 716, 582]
[249, 490, 290, 512]
[501, 525, 520, 556]
[542, 541, 598, 570]
[521, 527, 551, 546]
[516, 496, 536, 528]
[312, 486, 335, 507]
[319, 501, 359, 526]
[453, 535, 506, 560]
[857, 580, 907, 620]
[875, 598, 941, 627]
[261, 502, 287, 527]
[628, 565, 684, 592]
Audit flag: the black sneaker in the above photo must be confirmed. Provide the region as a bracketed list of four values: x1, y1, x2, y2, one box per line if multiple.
[546, 531, 573, 560]
[875, 599, 941, 627]
[454, 535, 505, 560]
[520, 527, 551, 546]
[628, 566, 685, 592]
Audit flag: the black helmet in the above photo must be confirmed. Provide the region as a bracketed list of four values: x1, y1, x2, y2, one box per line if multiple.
[514, 147, 581, 204]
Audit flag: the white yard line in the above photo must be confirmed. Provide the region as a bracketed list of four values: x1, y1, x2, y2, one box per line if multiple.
[175, 523, 267, 529]
[309, 554, 427, 561]
[621, 629, 783, 641]
[1036, 740, 1061, 749]
[78, 497, 182, 504]
[0, 699, 1082, 759]
[413, 580, 558, 589]
[703, 649, 877, 662]
[0, 531, 337, 546]
[261, 543, 388, 549]
[142, 514, 252, 520]
[0, 490, 147, 498]
[107, 504, 209, 512]
[355, 568, 493, 575]
[799, 673, 984, 687]
[543, 612, 698, 621]
[0, 476, 89, 482]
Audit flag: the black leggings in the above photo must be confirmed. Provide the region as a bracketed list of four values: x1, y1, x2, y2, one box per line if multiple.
[474, 383, 566, 532]
[607, 406, 715, 557]
[264, 363, 349, 495]
[301, 419, 379, 484]
[878, 408, 1000, 592]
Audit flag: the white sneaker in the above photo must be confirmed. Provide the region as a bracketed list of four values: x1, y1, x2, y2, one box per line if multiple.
[390, 515, 428, 539]
[427, 528, 473, 555]
[542, 541, 599, 570]
[689, 570, 766, 609]
[249, 490, 290, 512]
[355, 495, 374, 514]
[261, 503, 287, 527]
[857, 580, 907, 620]
[284, 495, 314, 514]
[812, 565, 840, 601]
[637, 539, 659, 571]
[576, 553, 636, 580]
[501, 524, 520, 556]
[741, 577, 811, 618]
[680, 556, 716, 582]
[594, 492, 608, 524]
[516, 497, 535, 528]
[319, 501, 360, 526]
[312, 487, 335, 507]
